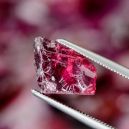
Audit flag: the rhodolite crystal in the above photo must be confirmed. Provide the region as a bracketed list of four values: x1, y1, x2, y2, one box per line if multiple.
[34, 37, 97, 95]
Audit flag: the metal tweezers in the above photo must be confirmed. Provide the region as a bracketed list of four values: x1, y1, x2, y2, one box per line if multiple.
[32, 39, 129, 129]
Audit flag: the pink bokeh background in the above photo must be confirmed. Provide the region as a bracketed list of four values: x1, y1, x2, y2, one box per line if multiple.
[0, 0, 129, 129]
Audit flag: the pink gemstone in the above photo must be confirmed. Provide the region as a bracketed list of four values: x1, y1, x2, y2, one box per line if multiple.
[34, 37, 97, 95]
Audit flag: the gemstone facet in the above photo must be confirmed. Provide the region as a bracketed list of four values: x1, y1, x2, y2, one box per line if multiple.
[34, 37, 97, 95]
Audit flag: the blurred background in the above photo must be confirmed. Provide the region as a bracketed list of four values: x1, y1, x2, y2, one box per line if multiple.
[0, 0, 129, 129]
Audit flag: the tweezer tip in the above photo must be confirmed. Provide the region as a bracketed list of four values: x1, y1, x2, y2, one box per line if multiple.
[31, 89, 37, 95]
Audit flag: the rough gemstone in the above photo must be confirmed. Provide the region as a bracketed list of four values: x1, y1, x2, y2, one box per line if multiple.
[34, 37, 97, 95]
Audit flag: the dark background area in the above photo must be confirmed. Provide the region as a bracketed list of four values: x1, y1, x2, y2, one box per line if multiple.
[0, 0, 129, 129]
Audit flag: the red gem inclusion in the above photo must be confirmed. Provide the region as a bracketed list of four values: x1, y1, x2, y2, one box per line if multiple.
[34, 37, 97, 95]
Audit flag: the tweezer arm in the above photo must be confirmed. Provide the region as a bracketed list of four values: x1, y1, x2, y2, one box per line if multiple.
[57, 39, 129, 79]
[32, 90, 115, 129]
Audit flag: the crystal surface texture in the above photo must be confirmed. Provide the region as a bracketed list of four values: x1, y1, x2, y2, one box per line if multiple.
[34, 37, 96, 95]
